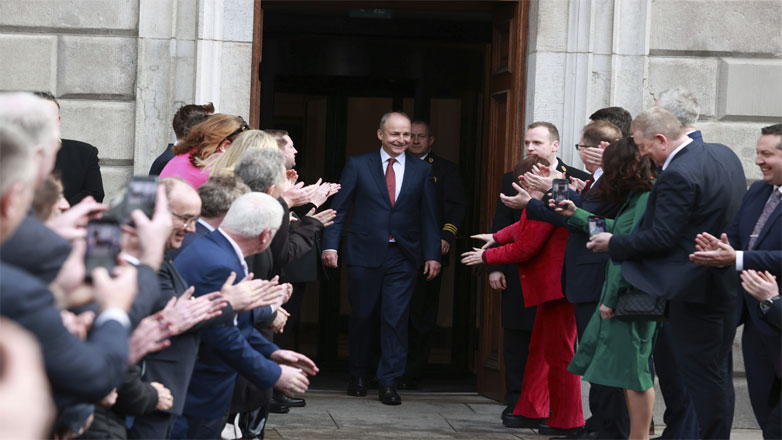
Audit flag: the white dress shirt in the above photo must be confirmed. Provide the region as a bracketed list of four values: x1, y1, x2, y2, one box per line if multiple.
[662, 138, 693, 171]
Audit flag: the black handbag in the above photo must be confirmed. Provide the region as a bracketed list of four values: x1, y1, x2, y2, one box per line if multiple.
[615, 287, 668, 322]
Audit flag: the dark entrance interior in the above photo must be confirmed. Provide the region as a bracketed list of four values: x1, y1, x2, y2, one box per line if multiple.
[257, 4, 495, 391]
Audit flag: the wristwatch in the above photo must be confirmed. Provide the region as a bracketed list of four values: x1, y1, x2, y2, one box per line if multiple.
[760, 296, 780, 313]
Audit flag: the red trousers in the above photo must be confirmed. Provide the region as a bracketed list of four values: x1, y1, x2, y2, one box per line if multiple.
[513, 298, 583, 429]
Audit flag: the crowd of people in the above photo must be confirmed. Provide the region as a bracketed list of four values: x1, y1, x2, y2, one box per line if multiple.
[0, 85, 779, 440]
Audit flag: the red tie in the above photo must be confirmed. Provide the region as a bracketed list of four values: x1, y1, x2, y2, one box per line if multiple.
[385, 158, 396, 206]
[582, 177, 595, 195]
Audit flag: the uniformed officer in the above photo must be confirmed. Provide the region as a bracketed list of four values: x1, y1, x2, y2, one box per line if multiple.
[399, 120, 467, 389]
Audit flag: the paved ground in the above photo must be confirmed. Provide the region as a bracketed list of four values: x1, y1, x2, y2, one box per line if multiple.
[266, 390, 763, 440]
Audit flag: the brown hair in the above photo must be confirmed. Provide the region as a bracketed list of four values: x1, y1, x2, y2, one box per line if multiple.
[527, 121, 559, 142]
[172, 103, 214, 139]
[32, 174, 63, 221]
[593, 137, 656, 203]
[172, 114, 248, 168]
[582, 120, 621, 147]
[263, 129, 289, 149]
[512, 155, 551, 180]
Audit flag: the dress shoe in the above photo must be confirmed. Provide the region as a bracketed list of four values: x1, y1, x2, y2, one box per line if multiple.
[378, 386, 402, 405]
[273, 393, 306, 408]
[502, 414, 546, 429]
[550, 428, 599, 439]
[347, 376, 367, 397]
[268, 401, 290, 414]
[537, 424, 585, 436]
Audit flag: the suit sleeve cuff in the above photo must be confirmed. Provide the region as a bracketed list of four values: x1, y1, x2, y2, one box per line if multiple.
[95, 308, 131, 331]
[735, 251, 743, 271]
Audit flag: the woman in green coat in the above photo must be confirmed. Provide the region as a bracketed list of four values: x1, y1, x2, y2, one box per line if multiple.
[553, 137, 658, 440]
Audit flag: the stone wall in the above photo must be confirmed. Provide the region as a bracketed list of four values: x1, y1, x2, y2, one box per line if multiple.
[525, 0, 782, 181]
[0, 0, 255, 200]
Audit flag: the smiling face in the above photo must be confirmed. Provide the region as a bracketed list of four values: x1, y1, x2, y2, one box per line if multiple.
[632, 129, 669, 166]
[377, 113, 411, 157]
[166, 183, 202, 251]
[755, 134, 782, 186]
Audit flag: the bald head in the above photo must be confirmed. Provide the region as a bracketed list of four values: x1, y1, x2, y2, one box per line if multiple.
[161, 177, 202, 251]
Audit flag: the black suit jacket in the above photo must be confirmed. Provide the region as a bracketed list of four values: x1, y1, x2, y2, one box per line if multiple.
[0, 262, 128, 404]
[526, 177, 622, 304]
[148, 143, 175, 176]
[425, 152, 467, 244]
[0, 213, 71, 283]
[270, 198, 323, 277]
[609, 140, 746, 303]
[557, 157, 591, 181]
[56, 139, 104, 204]
[490, 171, 536, 331]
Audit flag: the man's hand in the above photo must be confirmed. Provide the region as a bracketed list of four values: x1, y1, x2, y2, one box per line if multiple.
[46, 196, 107, 241]
[440, 239, 450, 255]
[470, 233, 496, 249]
[92, 261, 138, 313]
[461, 248, 485, 266]
[60, 310, 95, 340]
[488, 271, 507, 290]
[309, 179, 341, 207]
[522, 170, 554, 194]
[322, 250, 338, 268]
[123, 186, 172, 271]
[274, 365, 310, 397]
[306, 208, 336, 228]
[569, 177, 586, 193]
[270, 350, 319, 376]
[599, 304, 614, 320]
[127, 313, 173, 365]
[689, 233, 736, 267]
[271, 307, 289, 334]
[581, 146, 605, 168]
[98, 389, 118, 408]
[693, 231, 722, 252]
[740, 270, 779, 303]
[150, 382, 173, 411]
[500, 182, 532, 210]
[220, 272, 283, 312]
[586, 232, 612, 253]
[160, 287, 228, 335]
[50, 239, 91, 308]
[283, 181, 316, 208]
[423, 260, 441, 281]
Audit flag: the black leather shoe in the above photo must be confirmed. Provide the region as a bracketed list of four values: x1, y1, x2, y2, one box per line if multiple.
[268, 400, 290, 414]
[550, 428, 598, 439]
[273, 393, 306, 408]
[502, 414, 546, 429]
[347, 376, 367, 397]
[537, 424, 585, 436]
[378, 386, 401, 405]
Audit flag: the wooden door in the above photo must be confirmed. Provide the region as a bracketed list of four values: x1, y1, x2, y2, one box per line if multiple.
[476, 1, 529, 401]
[249, 0, 263, 128]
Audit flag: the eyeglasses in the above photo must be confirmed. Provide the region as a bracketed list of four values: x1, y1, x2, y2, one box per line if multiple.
[220, 116, 250, 145]
[574, 143, 595, 150]
[171, 212, 199, 228]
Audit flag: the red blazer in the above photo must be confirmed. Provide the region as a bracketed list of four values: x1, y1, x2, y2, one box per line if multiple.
[482, 210, 568, 307]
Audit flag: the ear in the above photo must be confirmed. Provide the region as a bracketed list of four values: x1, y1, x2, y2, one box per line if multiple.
[218, 140, 231, 153]
[429, 136, 435, 147]
[654, 134, 668, 148]
[258, 228, 272, 247]
[377, 129, 383, 141]
[551, 140, 560, 152]
[0, 182, 22, 224]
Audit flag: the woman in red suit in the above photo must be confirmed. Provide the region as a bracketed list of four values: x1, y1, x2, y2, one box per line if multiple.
[462, 156, 583, 435]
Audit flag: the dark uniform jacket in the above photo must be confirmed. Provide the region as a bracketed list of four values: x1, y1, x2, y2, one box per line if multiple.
[424, 152, 467, 246]
[56, 139, 105, 204]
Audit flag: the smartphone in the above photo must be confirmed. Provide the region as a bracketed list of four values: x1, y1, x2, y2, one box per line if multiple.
[588, 216, 607, 237]
[84, 218, 122, 282]
[551, 178, 570, 205]
[123, 176, 158, 222]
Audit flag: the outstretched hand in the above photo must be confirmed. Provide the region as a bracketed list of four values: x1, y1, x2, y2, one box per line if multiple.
[500, 182, 532, 210]
[470, 233, 496, 249]
[461, 248, 485, 266]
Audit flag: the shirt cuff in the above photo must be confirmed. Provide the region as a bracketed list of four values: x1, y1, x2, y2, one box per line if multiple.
[95, 308, 131, 331]
[323, 249, 337, 253]
[735, 251, 743, 271]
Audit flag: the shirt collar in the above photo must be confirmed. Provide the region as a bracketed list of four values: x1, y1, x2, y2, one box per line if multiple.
[380, 147, 405, 166]
[198, 217, 215, 232]
[592, 167, 604, 182]
[662, 138, 693, 171]
[217, 228, 248, 276]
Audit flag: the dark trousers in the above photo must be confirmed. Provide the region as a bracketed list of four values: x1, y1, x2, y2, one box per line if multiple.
[667, 300, 736, 439]
[127, 411, 176, 439]
[742, 318, 782, 437]
[274, 282, 306, 350]
[348, 245, 417, 386]
[405, 270, 443, 381]
[654, 323, 700, 439]
[503, 327, 532, 406]
[574, 301, 629, 438]
[171, 413, 224, 440]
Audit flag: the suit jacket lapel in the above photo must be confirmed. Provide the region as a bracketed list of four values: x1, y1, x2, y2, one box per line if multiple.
[369, 152, 392, 207]
[396, 152, 416, 206]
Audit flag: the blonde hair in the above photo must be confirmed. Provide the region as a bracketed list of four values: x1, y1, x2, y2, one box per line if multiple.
[172, 114, 247, 168]
[203, 130, 277, 176]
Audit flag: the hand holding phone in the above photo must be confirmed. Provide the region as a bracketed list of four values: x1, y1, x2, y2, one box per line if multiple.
[551, 178, 569, 205]
[84, 219, 122, 282]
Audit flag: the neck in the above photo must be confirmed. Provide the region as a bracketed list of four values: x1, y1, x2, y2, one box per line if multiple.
[585, 163, 600, 174]
[684, 126, 697, 133]
[222, 228, 259, 257]
[413, 149, 430, 159]
[203, 216, 223, 229]
[548, 154, 558, 168]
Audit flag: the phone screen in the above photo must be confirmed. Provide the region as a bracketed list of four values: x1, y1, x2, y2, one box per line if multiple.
[588, 216, 607, 237]
[85, 219, 122, 281]
[125, 176, 158, 220]
[552, 178, 569, 204]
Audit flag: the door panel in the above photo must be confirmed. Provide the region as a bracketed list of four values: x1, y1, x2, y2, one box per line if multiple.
[476, 1, 529, 402]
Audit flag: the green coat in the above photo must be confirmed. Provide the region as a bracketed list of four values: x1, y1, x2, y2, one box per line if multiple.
[566, 191, 659, 391]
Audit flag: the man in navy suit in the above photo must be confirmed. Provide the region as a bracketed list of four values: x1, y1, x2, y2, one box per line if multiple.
[322, 112, 441, 405]
[173, 192, 317, 439]
[690, 123, 782, 438]
[588, 107, 746, 439]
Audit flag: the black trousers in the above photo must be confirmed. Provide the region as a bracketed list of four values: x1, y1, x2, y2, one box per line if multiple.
[128, 411, 177, 439]
[574, 301, 629, 438]
[405, 271, 443, 381]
